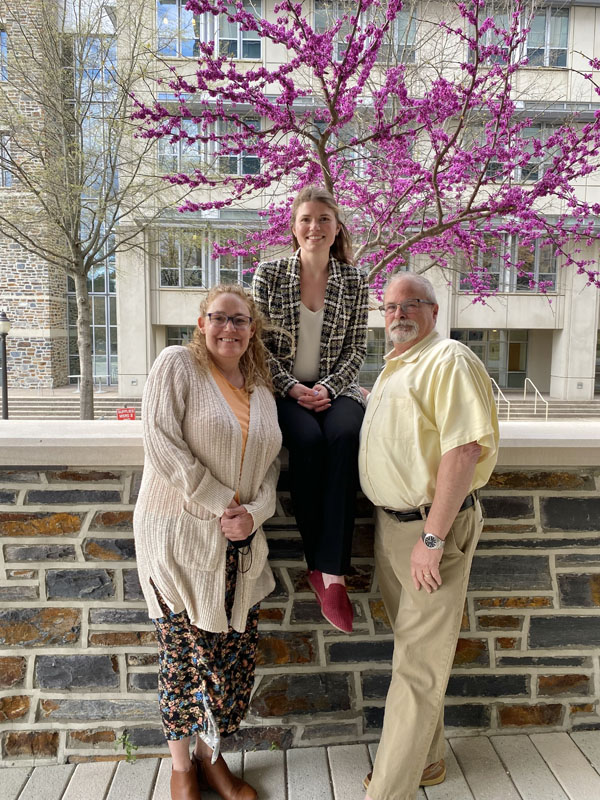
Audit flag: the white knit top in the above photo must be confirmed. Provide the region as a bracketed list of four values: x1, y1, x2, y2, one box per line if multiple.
[292, 303, 324, 382]
[133, 346, 282, 632]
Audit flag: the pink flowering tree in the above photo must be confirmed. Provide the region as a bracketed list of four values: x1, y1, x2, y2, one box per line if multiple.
[133, 0, 600, 297]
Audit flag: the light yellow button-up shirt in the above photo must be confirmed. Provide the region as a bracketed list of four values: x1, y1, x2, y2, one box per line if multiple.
[359, 330, 499, 510]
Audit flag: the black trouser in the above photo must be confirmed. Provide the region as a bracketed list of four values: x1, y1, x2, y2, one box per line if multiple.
[276, 394, 364, 575]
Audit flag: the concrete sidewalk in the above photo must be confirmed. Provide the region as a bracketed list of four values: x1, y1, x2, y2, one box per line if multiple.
[3, 732, 600, 800]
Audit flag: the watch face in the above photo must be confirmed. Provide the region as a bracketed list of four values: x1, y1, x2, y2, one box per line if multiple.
[423, 534, 437, 549]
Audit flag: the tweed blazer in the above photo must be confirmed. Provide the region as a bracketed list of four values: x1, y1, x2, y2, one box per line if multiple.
[133, 346, 282, 633]
[252, 251, 369, 406]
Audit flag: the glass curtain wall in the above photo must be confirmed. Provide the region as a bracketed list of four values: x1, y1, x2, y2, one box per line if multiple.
[67, 250, 117, 384]
[451, 329, 528, 388]
[65, 26, 119, 385]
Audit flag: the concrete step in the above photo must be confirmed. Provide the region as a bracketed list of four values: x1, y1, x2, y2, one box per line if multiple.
[493, 397, 600, 420]
[4, 392, 600, 420]
[4, 396, 142, 420]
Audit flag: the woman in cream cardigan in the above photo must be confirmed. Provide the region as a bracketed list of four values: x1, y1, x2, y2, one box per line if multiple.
[134, 285, 281, 800]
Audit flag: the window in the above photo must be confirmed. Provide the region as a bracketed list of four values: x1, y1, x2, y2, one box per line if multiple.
[78, 35, 117, 102]
[527, 7, 568, 68]
[167, 326, 195, 346]
[217, 235, 254, 286]
[518, 124, 552, 183]
[460, 234, 503, 291]
[157, 0, 261, 59]
[158, 116, 260, 175]
[315, 2, 418, 64]
[0, 136, 12, 188]
[512, 238, 556, 292]
[0, 26, 7, 80]
[158, 119, 205, 172]
[359, 327, 386, 388]
[157, 0, 212, 57]
[67, 253, 118, 384]
[470, 123, 556, 183]
[314, 1, 354, 61]
[377, 7, 417, 64]
[451, 329, 528, 389]
[469, 3, 511, 65]
[219, 1, 262, 59]
[460, 235, 557, 293]
[217, 117, 260, 176]
[159, 229, 206, 288]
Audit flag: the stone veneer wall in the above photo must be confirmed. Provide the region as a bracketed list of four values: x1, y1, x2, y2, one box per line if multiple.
[0, 0, 69, 389]
[1, 428, 600, 765]
[0, 207, 69, 392]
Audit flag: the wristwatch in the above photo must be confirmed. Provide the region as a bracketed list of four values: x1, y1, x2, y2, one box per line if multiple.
[421, 531, 446, 550]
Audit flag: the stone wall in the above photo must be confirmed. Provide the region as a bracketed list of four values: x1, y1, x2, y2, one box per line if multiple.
[0, 1, 69, 389]
[1, 422, 600, 765]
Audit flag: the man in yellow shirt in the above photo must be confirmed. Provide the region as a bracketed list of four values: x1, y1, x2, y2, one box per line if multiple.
[359, 272, 499, 800]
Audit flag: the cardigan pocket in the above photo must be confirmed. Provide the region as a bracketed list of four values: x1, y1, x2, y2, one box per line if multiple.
[238, 527, 269, 579]
[172, 511, 226, 571]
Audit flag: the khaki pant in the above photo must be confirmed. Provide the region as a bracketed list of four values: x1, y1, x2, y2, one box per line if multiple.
[368, 502, 483, 800]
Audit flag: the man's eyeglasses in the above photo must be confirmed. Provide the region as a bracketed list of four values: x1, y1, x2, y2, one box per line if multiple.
[378, 299, 436, 317]
[206, 313, 253, 330]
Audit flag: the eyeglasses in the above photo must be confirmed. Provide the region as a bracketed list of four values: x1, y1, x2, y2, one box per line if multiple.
[206, 313, 253, 330]
[378, 299, 436, 317]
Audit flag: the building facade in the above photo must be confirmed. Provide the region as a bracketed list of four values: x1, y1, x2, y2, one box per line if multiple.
[0, 1, 69, 388]
[1, 1, 600, 399]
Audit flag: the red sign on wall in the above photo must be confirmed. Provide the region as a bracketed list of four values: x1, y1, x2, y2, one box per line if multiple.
[116, 407, 136, 420]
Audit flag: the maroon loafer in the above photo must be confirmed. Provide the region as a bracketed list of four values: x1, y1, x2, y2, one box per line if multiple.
[321, 583, 353, 633]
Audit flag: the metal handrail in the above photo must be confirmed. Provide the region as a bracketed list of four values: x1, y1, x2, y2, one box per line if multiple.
[524, 378, 549, 421]
[490, 378, 511, 420]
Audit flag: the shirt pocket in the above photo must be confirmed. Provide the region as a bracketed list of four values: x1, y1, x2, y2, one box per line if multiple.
[171, 511, 226, 572]
[377, 396, 415, 443]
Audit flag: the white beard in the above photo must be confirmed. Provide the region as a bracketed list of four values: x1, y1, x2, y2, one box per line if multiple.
[389, 320, 419, 344]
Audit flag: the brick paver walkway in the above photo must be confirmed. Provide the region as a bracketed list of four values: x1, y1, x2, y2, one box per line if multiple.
[3, 732, 600, 800]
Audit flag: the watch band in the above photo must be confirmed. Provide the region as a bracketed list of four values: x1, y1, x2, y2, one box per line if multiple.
[421, 531, 445, 550]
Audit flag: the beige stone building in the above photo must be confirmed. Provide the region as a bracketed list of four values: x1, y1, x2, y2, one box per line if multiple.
[1, 1, 600, 398]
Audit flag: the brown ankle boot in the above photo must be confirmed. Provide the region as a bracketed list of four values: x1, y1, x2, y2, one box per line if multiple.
[170, 766, 203, 800]
[192, 751, 257, 800]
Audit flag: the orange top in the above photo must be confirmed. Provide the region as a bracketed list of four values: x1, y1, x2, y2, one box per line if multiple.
[210, 363, 250, 502]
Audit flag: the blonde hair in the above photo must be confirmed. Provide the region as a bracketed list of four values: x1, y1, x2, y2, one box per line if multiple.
[291, 186, 354, 265]
[187, 284, 273, 393]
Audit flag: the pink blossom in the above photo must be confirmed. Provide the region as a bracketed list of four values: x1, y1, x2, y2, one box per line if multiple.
[131, 0, 600, 295]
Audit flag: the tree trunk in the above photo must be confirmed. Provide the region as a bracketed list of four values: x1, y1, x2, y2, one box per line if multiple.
[73, 270, 94, 419]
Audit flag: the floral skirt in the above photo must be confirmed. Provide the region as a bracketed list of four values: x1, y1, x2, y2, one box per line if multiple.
[152, 544, 259, 746]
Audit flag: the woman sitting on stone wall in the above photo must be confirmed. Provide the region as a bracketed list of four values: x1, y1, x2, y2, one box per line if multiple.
[133, 285, 282, 800]
[252, 185, 368, 633]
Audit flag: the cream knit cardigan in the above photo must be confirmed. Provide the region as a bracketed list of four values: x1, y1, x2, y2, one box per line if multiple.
[133, 346, 282, 632]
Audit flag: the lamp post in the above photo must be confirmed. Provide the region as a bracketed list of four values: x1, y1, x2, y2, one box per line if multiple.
[0, 310, 11, 420]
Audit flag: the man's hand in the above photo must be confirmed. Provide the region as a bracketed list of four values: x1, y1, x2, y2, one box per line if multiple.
[410, 440, 482, 592]
[220, 503, 254, 541]
[289, 382, 331, 412]
[410, 538, 443, 593]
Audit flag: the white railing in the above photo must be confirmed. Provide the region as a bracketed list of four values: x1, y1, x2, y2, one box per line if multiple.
[524, 378, 549, 421]
[490, 378, 511, 420]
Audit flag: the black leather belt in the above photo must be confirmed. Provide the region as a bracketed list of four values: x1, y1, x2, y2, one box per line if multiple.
[383, 492, 477, 523]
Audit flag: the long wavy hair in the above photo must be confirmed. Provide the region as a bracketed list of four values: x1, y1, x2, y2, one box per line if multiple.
[187, 284, 273, 393]
[290, 186, 354, 265]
